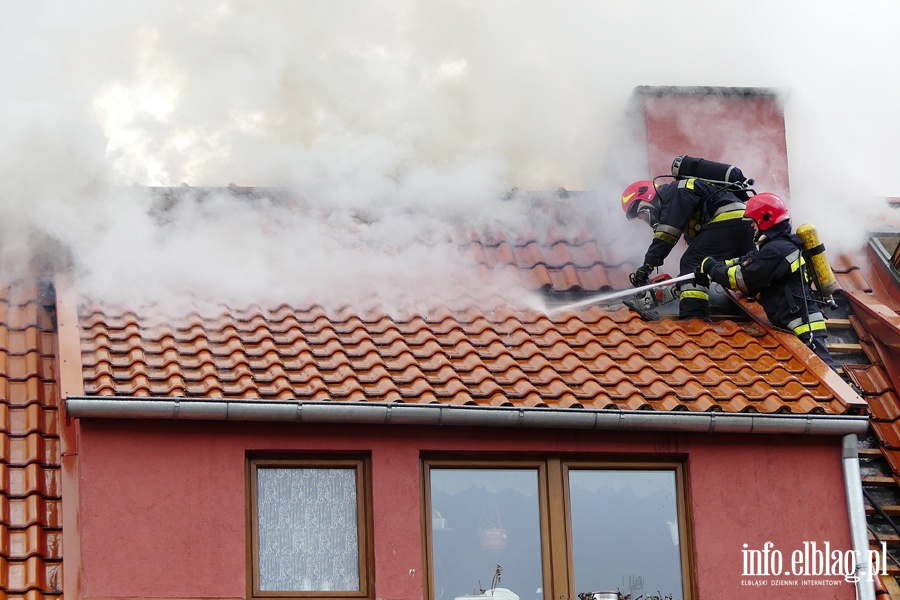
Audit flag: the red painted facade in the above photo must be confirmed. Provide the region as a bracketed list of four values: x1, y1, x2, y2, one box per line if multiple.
[73, 420, 855, 600]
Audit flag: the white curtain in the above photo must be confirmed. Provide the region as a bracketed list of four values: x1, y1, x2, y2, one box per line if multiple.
[257, 467, 360, 591]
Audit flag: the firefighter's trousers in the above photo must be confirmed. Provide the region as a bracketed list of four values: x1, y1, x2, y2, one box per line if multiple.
[677, 218, 755, 320]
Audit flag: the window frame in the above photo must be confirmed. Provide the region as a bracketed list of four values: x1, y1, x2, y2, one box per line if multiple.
[869, 233, 900, 284]
[422, 456, 694, 600]
[246, 456, 375, 600]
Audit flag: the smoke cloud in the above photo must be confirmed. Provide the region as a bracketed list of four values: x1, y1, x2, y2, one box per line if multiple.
[1, 1, 898, 310]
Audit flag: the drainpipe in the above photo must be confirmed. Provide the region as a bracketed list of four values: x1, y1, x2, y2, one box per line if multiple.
[843, 433, 876, 600]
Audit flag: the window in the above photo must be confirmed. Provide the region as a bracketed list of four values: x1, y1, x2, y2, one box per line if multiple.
[247, 457, 373, 599]
[424, 459, 690, 600]
[870, 233, 900, 278]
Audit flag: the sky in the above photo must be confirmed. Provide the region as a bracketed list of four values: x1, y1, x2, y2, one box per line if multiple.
[1, 1, 898, 311]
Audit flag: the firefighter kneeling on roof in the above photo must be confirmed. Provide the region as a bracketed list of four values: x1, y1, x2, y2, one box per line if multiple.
[622, 156, 756, 321]
[696, 192, 837, 371]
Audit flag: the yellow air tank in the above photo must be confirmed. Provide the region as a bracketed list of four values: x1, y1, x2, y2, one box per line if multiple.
[797, 223, 837, 303]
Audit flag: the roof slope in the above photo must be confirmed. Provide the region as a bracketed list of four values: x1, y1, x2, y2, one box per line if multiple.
[0, 281, 62, 600]
[77, 300, 858, 415]
[66, 188, 864, 416]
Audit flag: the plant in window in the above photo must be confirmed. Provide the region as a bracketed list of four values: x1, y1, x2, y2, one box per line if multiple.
[474, 564, 503, 596]
[476, 499, 508, 552]
[464, 565, 519, 600]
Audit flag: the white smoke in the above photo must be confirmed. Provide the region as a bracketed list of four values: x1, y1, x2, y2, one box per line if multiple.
[1, 1, 898, 309]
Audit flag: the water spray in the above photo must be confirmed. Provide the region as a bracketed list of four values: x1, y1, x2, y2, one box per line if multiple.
[548, 273, 695, 315]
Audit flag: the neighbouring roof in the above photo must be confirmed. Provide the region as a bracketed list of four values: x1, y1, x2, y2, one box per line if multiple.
[0, 281, 63, 599]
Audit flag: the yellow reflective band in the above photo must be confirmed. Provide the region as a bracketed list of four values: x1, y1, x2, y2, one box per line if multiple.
[687, 179, 695, 189]
[790, 256, 806, 273]
[680, 290, 709, 301]
[622, 192, 635, 205]
[727, 265, 740, 290]
[710, 210, 746, 223]
[654, 231, 679, 245]
[793, 321, 827, 336]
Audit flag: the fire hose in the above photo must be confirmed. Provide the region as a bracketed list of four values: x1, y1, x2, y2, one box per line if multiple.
[548, 273, 696, 314]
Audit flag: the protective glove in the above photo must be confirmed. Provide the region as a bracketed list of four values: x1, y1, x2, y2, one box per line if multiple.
[693, 267, 710, 288]
[699, 256, 716, 274]
[629, 264, 653, 287]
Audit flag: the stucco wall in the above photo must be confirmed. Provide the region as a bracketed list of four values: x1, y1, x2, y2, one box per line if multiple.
[74, 419, 855, 599]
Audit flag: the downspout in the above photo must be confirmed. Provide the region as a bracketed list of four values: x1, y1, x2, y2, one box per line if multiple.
[843, 433, 876, 600]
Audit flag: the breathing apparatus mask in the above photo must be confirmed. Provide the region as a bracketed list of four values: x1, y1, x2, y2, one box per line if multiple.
[634, 202, 660, 228]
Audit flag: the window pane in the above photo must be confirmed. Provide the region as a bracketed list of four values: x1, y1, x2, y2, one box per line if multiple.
[257, 467, 360, 592]
[430, 469, 543, 600]
[875, 234, 900, 258]
[569, 470, 682, 599]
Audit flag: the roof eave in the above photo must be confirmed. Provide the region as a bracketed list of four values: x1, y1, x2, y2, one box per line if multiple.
[63, 396, 868, 436]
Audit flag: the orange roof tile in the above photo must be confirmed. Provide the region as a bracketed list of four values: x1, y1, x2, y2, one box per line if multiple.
[0, 282, 62, 599]
[77, 301, 858, 415]
[462, 195, 633, 293]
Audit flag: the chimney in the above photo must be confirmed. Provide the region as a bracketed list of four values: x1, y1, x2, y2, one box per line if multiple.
[630, 86, 791, 204]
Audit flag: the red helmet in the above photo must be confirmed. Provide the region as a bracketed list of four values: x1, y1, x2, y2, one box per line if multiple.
[744, 192, 789, 231]
[621, 180, 656, 219]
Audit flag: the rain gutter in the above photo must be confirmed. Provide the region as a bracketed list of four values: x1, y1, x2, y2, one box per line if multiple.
[64, 396, 868, 435]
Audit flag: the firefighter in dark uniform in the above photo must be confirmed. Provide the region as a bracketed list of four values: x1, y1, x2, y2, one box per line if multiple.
[696, 192, 836, 370]
[621, 176, 755, 321]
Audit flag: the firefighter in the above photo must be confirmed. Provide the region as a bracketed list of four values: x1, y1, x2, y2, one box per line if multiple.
[696, 192, 837, 370]
[621, 176, 755, 321]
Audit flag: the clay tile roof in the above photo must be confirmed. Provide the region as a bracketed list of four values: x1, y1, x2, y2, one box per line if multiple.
[0, 282, 63, 599]
[461, 193, 633, 293]
[62, 189, 866, 421]
[77, 301, 856, 415]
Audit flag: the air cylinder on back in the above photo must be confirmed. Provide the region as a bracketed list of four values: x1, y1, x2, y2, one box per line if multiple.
[797, 223, 838, 305]
[671, 155, 748, 185]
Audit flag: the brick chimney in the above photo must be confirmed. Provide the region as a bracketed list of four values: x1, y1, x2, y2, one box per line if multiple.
[631, 86, 791, 203]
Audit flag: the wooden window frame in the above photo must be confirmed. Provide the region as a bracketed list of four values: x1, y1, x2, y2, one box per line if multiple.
[247, 456, 375, 600]
[422, 457, 694, 600]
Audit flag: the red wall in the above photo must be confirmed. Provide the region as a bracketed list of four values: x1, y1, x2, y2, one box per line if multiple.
[74, 420, 855, 600]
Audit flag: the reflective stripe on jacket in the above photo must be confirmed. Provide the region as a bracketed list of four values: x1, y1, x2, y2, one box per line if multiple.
[706, 224, 822, 332]
[644, 178, 747, 267]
